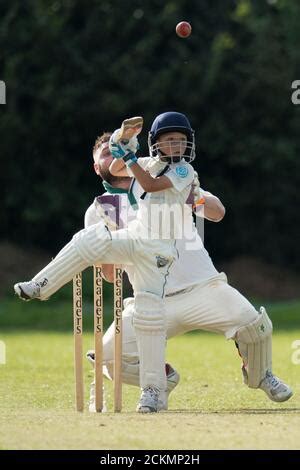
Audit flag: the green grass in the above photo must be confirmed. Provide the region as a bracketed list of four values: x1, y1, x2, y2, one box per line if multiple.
[0, 297, 299, 449]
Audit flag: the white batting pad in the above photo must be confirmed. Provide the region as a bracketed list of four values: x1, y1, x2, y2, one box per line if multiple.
[73, 222, 111, 263]
[133, 292, 167, 392]
[235, 306, 273, 388]
[32, 223, 111, 300]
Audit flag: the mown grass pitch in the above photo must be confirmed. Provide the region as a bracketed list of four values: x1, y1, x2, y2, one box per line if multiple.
[0, 297, 299, 449]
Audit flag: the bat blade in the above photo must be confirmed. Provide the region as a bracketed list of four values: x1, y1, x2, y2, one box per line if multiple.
[115, 116, 143, 143]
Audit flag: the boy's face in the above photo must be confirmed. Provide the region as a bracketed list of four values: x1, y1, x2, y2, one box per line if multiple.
[156, 131, 187, 158]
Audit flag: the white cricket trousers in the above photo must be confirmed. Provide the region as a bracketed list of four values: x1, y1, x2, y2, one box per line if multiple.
[101, 273, 258, 383]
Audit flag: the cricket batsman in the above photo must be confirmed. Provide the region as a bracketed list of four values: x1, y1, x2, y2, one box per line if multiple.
[15, 112, 201, 412]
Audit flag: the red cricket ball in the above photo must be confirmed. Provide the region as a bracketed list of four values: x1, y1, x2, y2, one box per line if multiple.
[176, 21, 192, 38]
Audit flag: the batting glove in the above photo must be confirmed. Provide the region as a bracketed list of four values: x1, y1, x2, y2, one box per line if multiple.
[192, 171, 205, 210]
[123, 153, 138, 168]
[109, 130, 139, 159]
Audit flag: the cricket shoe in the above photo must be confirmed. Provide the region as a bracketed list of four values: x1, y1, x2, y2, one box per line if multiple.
[158, 364, 180, 411]
[88, 381, 107, 413]
[14, 280, 41, 301]
[259, 370, 293, 402]
[136, 386, 159, 413]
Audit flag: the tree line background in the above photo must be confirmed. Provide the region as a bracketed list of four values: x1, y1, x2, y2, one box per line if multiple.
[1, 0, 300, 271]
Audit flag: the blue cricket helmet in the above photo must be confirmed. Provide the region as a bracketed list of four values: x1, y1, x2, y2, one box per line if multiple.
[148, 111, 195, 162]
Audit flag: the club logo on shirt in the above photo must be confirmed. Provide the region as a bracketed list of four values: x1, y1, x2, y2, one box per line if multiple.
[176, 166, 188, 178]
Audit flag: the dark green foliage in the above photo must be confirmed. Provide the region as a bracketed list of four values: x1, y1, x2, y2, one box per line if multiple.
[1, 0, 299, 268]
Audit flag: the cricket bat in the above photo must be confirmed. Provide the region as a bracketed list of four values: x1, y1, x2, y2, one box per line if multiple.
[115, 116, 143, 143]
